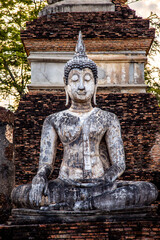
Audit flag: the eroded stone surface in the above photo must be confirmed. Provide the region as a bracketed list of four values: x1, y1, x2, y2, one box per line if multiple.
[28, 52, 146, 91]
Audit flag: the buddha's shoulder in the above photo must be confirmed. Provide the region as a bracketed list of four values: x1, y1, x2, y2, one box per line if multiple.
[45, 110, 76, 125]
[97, 108, 119, 122]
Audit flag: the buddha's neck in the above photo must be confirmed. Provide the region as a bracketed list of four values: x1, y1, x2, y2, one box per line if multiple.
[69, 101, 93, 113]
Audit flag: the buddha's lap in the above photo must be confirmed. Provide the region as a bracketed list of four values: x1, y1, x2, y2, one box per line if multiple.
[12, 178, 158, 208]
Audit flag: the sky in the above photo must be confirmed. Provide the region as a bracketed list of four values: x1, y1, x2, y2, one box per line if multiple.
[128, 0, 160, 18]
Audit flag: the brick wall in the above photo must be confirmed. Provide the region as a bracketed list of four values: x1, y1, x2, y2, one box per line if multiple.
[23, 38, 153, 55]
[113, 0, 127, 3]
[21, 4, 154, 55]
[21, 11, 153, 40]
[0, 219, 160, 239]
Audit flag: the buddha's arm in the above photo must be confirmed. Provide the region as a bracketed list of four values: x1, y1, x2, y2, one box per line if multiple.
[38, 116, 57, 176]
[29, 116, 57, 206]
[104, 115, 126, 182]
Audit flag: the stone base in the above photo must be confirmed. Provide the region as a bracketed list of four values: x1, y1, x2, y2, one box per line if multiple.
[9, 206, 158, 225]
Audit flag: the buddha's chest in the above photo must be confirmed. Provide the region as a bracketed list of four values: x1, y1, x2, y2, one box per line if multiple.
[53, 111, 107, 145]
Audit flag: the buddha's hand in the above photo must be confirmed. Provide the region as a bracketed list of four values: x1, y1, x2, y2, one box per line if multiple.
[29, 174, 48, 207]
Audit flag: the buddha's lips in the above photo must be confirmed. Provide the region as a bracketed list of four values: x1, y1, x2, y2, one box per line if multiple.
[76, 91, 86, 95]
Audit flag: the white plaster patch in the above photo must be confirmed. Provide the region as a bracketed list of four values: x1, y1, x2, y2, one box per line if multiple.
[150, 133, 160, 168]
[5, 124, 13, 143]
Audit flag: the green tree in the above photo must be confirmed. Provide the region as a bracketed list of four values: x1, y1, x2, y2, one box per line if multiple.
[145, 13, 160, 103]
[0, 0, 47, 110]
[128, 1, 160, 104]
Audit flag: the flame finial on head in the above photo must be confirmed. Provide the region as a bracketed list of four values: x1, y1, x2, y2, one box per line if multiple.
[75, 31, 87, 59]
[64, 31, 98, 85]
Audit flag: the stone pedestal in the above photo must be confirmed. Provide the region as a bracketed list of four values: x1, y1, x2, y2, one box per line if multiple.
[1, 210, 159, 240]
[9, 206, 158, 225]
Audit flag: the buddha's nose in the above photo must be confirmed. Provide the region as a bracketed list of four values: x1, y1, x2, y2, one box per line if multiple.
[78, 76, 85, 90]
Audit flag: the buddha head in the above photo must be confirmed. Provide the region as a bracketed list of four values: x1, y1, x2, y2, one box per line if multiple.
[64, 31, 98, 105]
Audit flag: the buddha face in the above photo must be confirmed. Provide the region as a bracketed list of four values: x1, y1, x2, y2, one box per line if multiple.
[66, 68, 95, 103]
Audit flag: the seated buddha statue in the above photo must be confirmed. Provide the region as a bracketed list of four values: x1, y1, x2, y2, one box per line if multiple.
[12, 32, 158, 211]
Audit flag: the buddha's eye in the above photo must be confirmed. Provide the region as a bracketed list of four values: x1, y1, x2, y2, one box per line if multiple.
[71, 74, 79, 81]
[84, 73, 91, 81]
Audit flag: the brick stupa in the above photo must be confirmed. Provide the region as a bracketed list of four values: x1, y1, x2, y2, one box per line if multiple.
[21, 0, 155, 92]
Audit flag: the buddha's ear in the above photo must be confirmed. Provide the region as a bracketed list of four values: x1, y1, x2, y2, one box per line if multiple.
[65, 86, 69, 106]
[93, 84, 97, 105]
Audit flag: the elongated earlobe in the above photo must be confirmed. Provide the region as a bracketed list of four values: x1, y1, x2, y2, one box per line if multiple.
[65, 87, 69, 106]
[93, 85, 97, 105]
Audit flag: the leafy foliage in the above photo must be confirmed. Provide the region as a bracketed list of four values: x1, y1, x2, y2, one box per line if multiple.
[145, 13, 160, 104]
[0, 0, 47, 110]
[128, 1, 160, 104]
